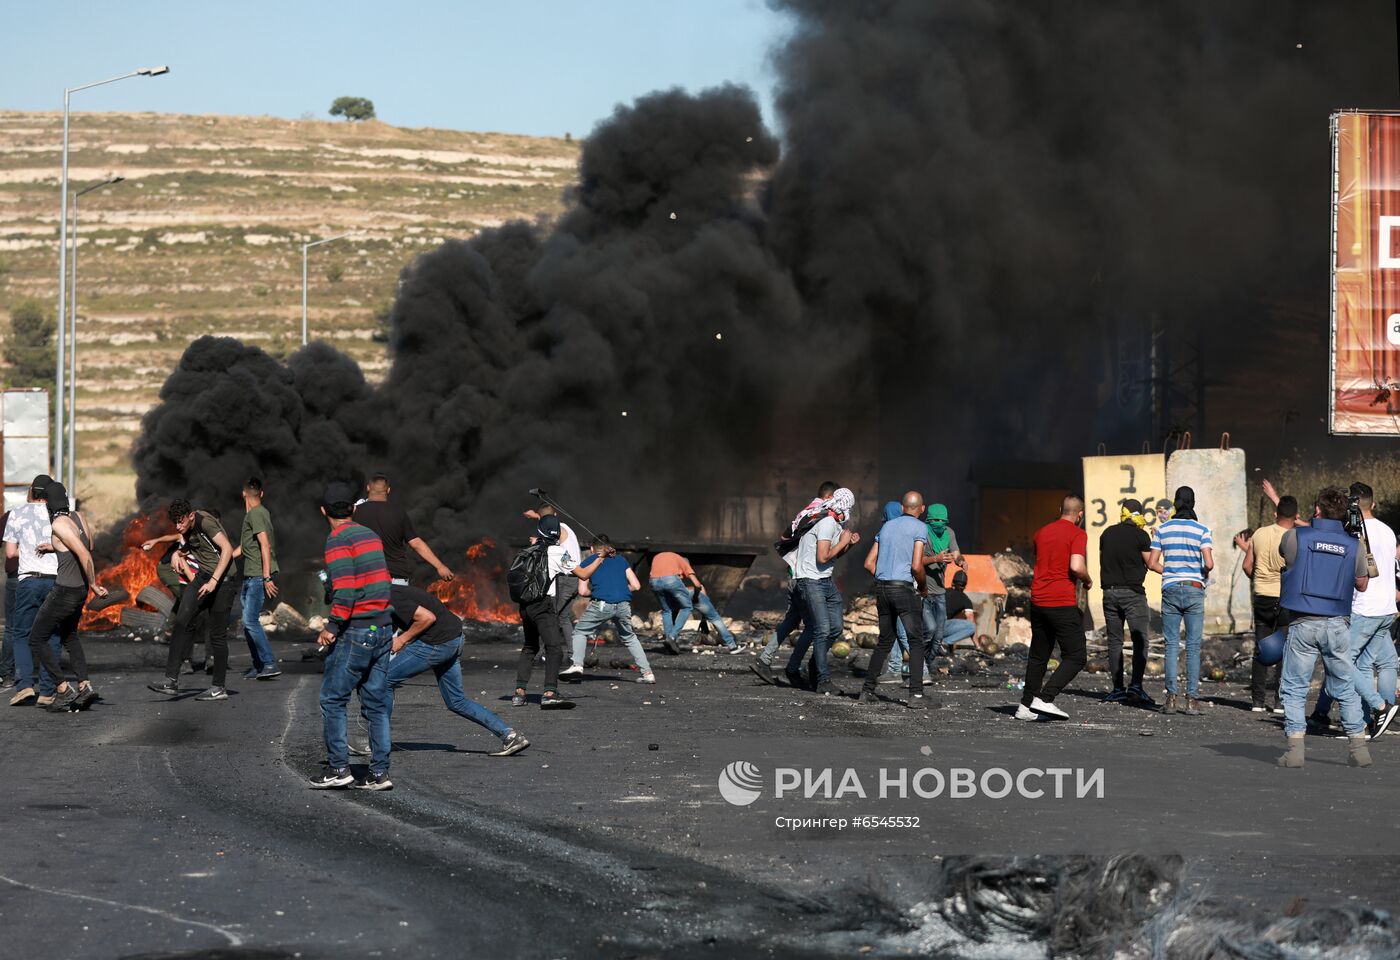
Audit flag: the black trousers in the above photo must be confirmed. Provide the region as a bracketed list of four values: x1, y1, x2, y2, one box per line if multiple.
[1102, 587, 1149, 690]
[516, 596, 563, 694]
[165, 574, 234, 687]
[1251, 595, 1287, 705]
[1022, 603, 1086, 707]
[864, 582, 927, 695]
[28, 584, 88, 684]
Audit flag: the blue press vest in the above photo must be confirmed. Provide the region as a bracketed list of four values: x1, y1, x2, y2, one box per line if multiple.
[1279, 518, 1357, 618]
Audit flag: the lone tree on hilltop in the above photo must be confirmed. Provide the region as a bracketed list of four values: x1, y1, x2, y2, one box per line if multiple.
[329, 97, 376, 122]
[4, 298, 55, 389]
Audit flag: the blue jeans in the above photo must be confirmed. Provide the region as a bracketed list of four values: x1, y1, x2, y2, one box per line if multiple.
[1281, 616, 1364, 737]
[652, 576, 737, 647]
[573, 600, 651, 674]
[787, 578, 842, 685]
[1161, 582, 1205, 696]
[1314, 612, 1398, 715]
[241, 577, 276, 671]
[388, 637, 511, 740]
[760, 584, 803, 664]
[943, 618, 976, 646]
[923, 594, 947, 660]
[1, 576, 15, 678]
[320, 623, 393, 776]
[13, 577, 61, 694]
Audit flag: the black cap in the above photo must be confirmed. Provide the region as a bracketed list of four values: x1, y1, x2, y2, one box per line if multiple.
[952, 569, 969, 589]
[1122, 498, 1144, 515]
[30, 474, 53, 498]
[322, 482, 357, 518]
[536, 515, 561, 543]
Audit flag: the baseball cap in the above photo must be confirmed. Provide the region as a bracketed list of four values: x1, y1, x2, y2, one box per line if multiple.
[44, 481, 69, 512]
[1122, 498, 1144, 514]
[30, 474, 53, 498]
[536, 515, 561, 542]
[322, 482, 358, 517]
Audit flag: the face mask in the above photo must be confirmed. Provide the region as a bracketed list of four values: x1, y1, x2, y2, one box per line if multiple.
[928, 520, 948, 534]
[1120, 506, 1147, 528]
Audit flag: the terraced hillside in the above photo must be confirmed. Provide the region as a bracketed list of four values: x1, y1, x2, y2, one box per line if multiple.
[0, 110, 578, 522]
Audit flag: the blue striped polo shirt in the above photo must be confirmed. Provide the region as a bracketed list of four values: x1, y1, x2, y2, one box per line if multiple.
[1151, 518, 1212, 587]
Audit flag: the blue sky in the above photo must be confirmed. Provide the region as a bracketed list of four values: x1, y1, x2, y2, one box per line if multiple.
[4, 1, 794, 138]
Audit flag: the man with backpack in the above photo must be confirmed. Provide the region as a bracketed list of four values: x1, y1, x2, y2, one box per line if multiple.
[511, 515, 598, 708]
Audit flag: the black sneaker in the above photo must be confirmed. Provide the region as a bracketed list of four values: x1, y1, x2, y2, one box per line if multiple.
[877, 673, 904, 685]
[1126, 685, 1156, 707]
[147, 678, 179, 697]
[511, 693, 527, 707]
[309, 768, 354, 789]
[73, 685, 98, 710]
[857, 690, 879, 704]
[782, 668, 806, 690]
[256, 666, 283, 680]
[46, 686, 80, 712]
[662, 636, 682, 656]
[750, 661, 777, 685]
[490, 731, 530, 756]
[1251, 700, 1267, 713]
[352, 772, 393, 791]
[1102, 688, 1128, 703]
[814, 681, 836, 696]
[196, 686, 228, 702]
[540, 694, 575, 710]
[242, 667, 260, 680]
[187, 661, 206, 675]
[1369, 703, 1400, 741]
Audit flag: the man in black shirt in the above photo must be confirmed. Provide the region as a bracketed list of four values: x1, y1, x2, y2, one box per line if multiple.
[1099, 499, 1156, 705]
[381, 584, 528, 756]
[353, 474, 456, 586]
[942, 570, 977, 648]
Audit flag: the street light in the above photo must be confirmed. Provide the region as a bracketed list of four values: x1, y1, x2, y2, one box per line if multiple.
[66, 176, 125, 494]
[55, 66, 170, 482]
[302, 234, 351, 345]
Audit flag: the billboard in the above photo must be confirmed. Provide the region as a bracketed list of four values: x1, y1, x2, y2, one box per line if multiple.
[1331, 110, 1400, 434]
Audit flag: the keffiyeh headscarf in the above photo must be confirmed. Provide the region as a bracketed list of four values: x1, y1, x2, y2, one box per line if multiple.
[788, 496, 829, 535]
[826, 488, 855, 524]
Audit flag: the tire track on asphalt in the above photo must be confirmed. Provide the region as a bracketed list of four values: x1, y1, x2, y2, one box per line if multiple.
[0, 873, 244, 947]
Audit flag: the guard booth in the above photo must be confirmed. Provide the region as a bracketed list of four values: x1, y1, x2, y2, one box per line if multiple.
[2, 389, 51, 510]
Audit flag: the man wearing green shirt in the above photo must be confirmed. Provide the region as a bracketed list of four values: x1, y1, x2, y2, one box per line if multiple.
[236, 478, 281, 679]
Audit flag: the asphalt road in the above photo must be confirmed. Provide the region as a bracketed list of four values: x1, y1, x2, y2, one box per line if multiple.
[3, 631, 1397, 959]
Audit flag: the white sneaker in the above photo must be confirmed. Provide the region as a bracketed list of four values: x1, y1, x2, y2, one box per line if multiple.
[559, 664, 584, 677]
[1030, 697, 1069, 719]
[638, 673, 657, 684]
[1014, 705, 1038, 721]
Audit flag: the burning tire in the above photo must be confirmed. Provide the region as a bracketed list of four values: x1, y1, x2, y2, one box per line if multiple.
[87, 588, 130, 612]
[136, 585, 176, 616]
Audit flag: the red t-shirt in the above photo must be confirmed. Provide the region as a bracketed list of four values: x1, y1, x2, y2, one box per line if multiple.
[1030, 518, 1088, 607]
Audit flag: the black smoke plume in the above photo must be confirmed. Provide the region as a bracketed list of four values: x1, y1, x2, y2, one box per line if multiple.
[130, 1, 1396, 572]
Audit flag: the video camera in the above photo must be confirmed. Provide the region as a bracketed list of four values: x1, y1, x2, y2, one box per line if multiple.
[1345, 496, 1381, 579]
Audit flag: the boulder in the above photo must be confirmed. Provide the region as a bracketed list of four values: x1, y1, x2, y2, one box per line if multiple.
[273, 604, 310, 632]
[996, 615, 1032, 648]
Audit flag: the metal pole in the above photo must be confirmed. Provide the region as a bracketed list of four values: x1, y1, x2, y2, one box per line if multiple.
[55, 90, 70, 481]
[68, 192, 78, 493]
[301, 243, 309, 346]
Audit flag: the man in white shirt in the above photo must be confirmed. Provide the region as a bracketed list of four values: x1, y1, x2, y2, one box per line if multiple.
[781, 487, 860, 695]
[512, 515, 598, 709]
[523, 505, 582, 664]
[4, 475, 64, 706]
[1312, 481, 1400, 738]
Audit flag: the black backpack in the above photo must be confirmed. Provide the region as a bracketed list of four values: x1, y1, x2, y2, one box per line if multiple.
[774, 512, 826, 556]
[507, 542, 553, 604]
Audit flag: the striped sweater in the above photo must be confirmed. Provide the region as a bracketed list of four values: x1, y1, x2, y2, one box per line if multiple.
[324, 521, 393, 637]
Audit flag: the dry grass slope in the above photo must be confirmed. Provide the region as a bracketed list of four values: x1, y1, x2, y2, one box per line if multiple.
[0, 110, 578, 523]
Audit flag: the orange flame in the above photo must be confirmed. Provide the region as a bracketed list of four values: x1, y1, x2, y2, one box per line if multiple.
[429, 537, 521, 624]
[80, 514, 169, 629]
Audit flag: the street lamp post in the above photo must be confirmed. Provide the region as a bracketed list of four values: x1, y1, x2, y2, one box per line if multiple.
[55, 65, 169, 482]
[67, 176, 125, 494]
[301, 234, 351, 345]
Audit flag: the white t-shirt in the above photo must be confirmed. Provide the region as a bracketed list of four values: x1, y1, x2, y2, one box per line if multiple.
[547, 544, 576, 598]
[3, 502, 58, 578]
[793, 515, 842, 580]
[559, 522, 581, 565]
[1354, 517, 1399, 617]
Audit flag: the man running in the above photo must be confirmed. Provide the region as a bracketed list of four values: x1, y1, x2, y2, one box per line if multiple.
[311, 482, 395, 791]
[1016, 496, 1091, 721]
[783, 487, 860, 695]
[514, 515, 595, 707]
[650, 551, 743, 654]
[27, 482, 107, 711]
[147, 500, 237, 701]
[236, 477, 281, 680]
[386, 583, 528, 756]
[353, 474, 454, 586]
[751, 482, 837, 679]
[562, 535, 654, 683]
